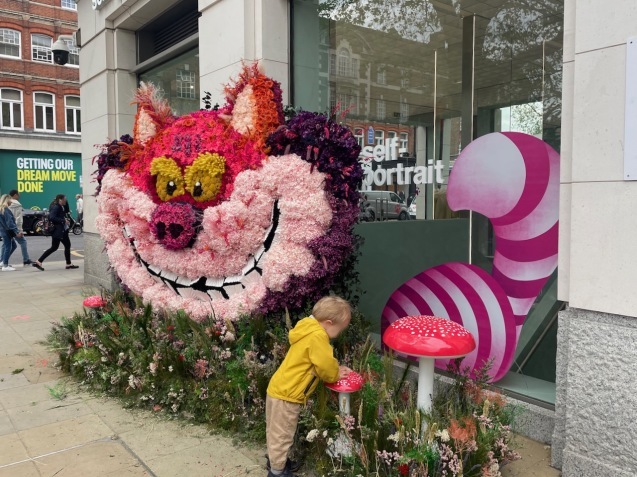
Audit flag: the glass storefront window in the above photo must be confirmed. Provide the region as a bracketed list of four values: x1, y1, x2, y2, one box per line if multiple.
[139, 48, 200, 115]
[292, 0, 564, 403]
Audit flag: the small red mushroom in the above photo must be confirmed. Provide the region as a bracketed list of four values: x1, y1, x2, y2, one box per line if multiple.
[382, 315, 476, 412]
[325, 371, 364, 416]
[83, 295, 107, 309]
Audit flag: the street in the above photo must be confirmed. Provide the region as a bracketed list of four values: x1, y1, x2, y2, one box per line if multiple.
[2, 233, 84, 265]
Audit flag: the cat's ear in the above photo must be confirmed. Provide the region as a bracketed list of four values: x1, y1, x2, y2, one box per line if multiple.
[133, 82, 174, 147]
[222, 62, 284, 150]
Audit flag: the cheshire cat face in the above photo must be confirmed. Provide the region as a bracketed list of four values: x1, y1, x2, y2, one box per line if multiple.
[95, 65, 362, 321]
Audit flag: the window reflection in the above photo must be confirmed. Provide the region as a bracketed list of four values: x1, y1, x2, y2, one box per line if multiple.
[293, 0, 562, 224]
[293, 0, 564, 393]
[139, 48, 200, 115]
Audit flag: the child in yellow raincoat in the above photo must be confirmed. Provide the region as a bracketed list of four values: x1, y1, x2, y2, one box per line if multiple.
[265, 296, 353, 476]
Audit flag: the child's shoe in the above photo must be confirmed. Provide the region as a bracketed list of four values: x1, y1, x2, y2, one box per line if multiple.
[266, 469, 295, 477]
[265, 455, 302, 473]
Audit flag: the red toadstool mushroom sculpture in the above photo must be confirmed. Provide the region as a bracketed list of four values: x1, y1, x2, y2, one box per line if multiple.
[325, 371, 364, 457]
[382, 315, 476, 413]
[83, 295, 107, 309]
[325, 371, 364, 416]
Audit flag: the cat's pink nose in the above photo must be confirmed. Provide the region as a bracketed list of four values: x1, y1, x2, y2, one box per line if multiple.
[150, 202, 199, 250]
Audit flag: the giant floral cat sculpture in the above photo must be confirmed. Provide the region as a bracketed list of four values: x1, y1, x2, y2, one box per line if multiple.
[95, 64, 362, 321]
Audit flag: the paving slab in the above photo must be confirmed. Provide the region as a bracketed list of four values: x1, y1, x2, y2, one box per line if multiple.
[33, 440, 142, 477]
[0, 461, 41, 477]
[18, 414, 115, 456]
[0, 433, 30, 466]
[0, 411, 15, 436]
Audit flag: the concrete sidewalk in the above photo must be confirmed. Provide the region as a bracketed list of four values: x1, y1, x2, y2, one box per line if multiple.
[0, 260, 560, 477]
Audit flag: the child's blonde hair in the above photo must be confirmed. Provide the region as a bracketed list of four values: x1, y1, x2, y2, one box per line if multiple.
[312, 296, 351, 324]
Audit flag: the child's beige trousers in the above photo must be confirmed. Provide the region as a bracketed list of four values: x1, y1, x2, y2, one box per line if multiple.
[266, 395, 302, 471]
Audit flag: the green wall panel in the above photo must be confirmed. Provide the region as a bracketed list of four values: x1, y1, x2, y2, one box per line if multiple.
[353, 219, 469, 333]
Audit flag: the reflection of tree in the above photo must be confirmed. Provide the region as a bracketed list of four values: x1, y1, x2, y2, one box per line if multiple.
[482, 0, 562, 61]
[319, 0, 441, 44]
[521, 49, 562, 127]
[511, 102, 542, 135]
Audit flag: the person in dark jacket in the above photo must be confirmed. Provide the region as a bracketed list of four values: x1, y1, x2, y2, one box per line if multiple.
[0, 193, 23, 271]
[32, 194, 79, 271]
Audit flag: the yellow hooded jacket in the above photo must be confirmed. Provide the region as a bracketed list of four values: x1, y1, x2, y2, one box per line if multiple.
[267, 317, 339, 404]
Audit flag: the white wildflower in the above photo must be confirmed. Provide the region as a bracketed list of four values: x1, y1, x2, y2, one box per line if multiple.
[306, 429, 320, 442]
[435, 429, 450, 442]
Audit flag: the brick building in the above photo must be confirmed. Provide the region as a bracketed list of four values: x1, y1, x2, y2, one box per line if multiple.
[0, 0, 82, 211]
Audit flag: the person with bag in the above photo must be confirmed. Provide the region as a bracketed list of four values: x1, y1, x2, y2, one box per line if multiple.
[8, 190, 32, 266]
[0, 194, 23, 272]
[32, 194, 79, 271]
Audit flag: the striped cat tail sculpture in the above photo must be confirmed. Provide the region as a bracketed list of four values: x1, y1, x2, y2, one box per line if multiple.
[381, 132, 559, 382]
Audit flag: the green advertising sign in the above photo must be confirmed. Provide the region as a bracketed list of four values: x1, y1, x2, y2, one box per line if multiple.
[0, 150, 82, 212]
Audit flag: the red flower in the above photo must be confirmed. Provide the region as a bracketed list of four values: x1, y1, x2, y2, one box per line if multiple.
[75, 341, 83, 348]
[398, 463, 409, 476]
[178, 354, 185, 362]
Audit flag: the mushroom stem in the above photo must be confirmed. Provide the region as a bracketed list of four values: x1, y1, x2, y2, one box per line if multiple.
[417, 357, 435, 413]
[339, 393, 351, 415]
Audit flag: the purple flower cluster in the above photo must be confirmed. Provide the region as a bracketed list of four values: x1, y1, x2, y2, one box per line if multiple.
[259, 113, 364, 314]
[258, 193, 361, 315]
[266, 111, 363, 203]
[93, 134, 134, 195]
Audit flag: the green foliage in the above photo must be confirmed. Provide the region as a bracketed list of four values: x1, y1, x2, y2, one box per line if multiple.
[48, 291, 519, 476]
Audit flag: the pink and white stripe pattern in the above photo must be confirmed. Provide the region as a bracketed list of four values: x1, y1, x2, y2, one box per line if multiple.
[381, 132, 559, 381]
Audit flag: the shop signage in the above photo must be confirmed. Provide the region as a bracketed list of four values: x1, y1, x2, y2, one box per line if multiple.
[359, 137, 444, 186]
[367, 126, 374, 144]
[0, 151, 82, 210]
[92, 0, 111, 10]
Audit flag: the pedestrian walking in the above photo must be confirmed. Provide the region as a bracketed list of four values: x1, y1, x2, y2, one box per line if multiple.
[0, 194, 23, 272]
[75, 193, 83, 225]
[32, 194, 79, 271]
[265, 296, 353, 476]
[8, 190, 32, 266]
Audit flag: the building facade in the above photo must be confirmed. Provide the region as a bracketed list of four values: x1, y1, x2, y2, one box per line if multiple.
[76, 1, 637, 475]
[0, 0, 82, 211]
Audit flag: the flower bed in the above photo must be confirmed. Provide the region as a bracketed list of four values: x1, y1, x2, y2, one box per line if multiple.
[48, 291, 519, 476]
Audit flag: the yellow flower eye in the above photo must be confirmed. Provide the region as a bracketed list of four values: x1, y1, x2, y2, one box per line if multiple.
[150, 157, 185, 201]
[184, 153, 226, 202]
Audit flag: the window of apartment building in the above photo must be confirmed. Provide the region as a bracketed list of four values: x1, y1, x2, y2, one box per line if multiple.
[34, 92, 55, 131]
[1, 88, 23, 129]
[337, 47, 351, 77]
[337, 89, 359, 115]
[32, 34, 52, 63]
[376, 99, 386, 120]
[64, 39, 80, 66]
[65, 95, 81, 134]
[400, 132, 408, 152]
[400, 68, 410, 89]
[176, 69, 196, 99]
[0, 28, 20, 58]
[400, 100, 409, 120]
[388, 130, 397, 144]
[377, 65, 386, 85]
[374, 130, 384, 147]
[354, 127, 364, 147]
[61, 0, 77, 10]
